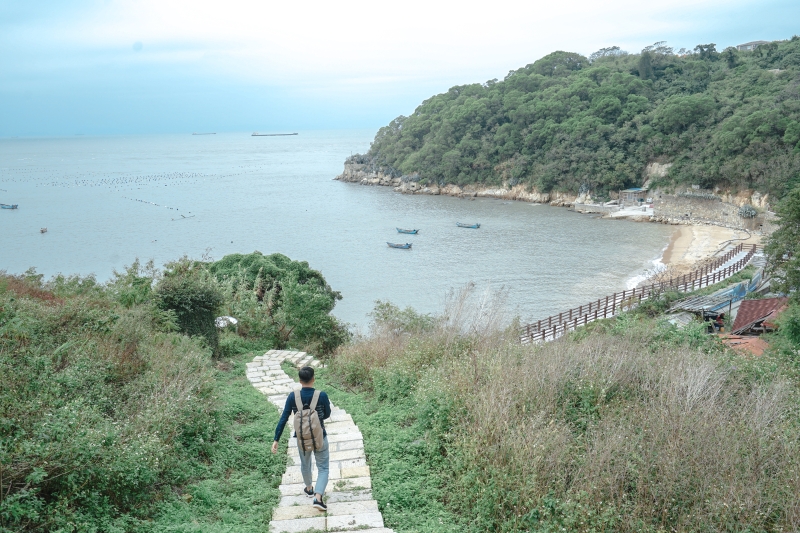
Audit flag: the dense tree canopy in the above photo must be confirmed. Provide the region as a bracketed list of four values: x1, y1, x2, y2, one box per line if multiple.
[358, 37, 800, 198]
[766, 186, 800, 301]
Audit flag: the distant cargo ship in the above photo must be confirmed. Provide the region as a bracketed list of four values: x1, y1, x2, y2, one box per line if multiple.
[192, 132, 216, 135]
[251, 132, 298, 136]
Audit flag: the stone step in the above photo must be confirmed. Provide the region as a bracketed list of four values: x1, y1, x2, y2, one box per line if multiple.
[280, 489, 373, 507]
[327, 499, 379, 516]
[327, 511, 384, 530]
[269, 516, 325, 533]
[272, 505, 324, 521]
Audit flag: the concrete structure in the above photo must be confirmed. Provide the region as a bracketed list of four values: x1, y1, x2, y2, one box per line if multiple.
[737, 40, 770, 51]
[652, 192, 775, 232]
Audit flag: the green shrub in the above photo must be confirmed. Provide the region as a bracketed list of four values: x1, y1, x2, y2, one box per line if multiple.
[209, 252, 349, 355]
[156, 259, 224, 357]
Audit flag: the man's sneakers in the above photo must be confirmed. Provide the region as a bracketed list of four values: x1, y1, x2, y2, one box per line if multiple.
[303, 486, 314, 497]
[312, 498, 327, 512]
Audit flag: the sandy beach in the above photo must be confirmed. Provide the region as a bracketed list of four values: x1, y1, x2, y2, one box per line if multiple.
[661, 225, 761, 274]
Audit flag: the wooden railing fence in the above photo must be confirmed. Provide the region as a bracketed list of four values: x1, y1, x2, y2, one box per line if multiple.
[520, 243, 756, 343]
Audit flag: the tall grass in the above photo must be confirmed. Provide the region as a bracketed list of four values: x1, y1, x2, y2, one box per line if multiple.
[331, 292, 800, 532]
[0, 271, 285, 531]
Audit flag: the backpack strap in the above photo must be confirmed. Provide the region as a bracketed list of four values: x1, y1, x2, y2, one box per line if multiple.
[309, 390, 321, 411]
[293, 390, 304, 412]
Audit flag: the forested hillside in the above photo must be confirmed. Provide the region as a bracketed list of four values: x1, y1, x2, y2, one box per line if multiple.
[357, 38, 800, 199]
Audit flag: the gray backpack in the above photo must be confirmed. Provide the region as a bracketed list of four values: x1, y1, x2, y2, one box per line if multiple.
[293, 390, 324, 452]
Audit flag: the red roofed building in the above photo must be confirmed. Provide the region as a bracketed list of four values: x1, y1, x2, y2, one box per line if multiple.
[732, 297, 789, 335]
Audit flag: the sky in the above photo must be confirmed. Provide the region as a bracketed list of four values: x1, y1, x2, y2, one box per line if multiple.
[1, 0, 798, 136]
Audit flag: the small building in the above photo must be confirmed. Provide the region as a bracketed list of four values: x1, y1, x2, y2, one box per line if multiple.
[736, 40, 770, 52]
[618, 187, 648, 207]
[731, 297, 788, 335]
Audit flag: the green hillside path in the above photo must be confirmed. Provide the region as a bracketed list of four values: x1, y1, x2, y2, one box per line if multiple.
[247, 350, 394, 533]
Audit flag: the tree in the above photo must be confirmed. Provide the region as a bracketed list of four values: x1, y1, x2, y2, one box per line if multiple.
[156, 259, 224, 356]
[531, 51, 589, 77]
[207, 252, 347, 354]
[765, 186, 800, 302]
[721, 47, 740, 68]
[694, 43, 719, 60]
[637, 51, 654, 80]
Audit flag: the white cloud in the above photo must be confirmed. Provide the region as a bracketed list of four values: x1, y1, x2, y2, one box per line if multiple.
[8, 0, 744, 84]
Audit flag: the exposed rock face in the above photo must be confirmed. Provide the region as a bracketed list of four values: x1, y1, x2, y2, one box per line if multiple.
[644, 162, 673, 179]
[335, 163, 577, 206]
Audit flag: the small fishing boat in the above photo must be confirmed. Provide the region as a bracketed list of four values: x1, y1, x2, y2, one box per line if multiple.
[387, 242, 412, 249]
[40, 228, 47, 233]
[1, 204, 18, 209]
[456, 222, 480, 228]
[396, 228, 419, 234]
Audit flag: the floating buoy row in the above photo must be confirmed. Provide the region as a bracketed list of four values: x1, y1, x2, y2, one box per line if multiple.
[123, 196, 187, 212]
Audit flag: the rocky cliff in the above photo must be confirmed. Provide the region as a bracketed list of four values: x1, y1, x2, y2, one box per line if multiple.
[335, 162, 578, 206]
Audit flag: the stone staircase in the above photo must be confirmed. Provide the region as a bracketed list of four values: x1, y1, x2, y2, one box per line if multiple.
[247, 350, 394, 533]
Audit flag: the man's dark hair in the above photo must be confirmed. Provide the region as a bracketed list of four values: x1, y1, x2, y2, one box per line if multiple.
[298, 366, 315, 384]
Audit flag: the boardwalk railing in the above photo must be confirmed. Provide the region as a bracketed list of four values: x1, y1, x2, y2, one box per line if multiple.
[520, 243, 756, 343]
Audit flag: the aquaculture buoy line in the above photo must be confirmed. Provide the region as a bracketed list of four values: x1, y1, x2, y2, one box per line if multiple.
[123, 196, 187, 212]
[0, 166, 270, 191]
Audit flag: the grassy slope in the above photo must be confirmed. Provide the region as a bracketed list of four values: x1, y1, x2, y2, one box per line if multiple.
[148, 351, 285, 532]
[0, 271, 286, 533]
[323, 317, 800, 533]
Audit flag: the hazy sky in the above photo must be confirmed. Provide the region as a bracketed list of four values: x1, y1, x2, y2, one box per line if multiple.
[1, 0, 798, 136]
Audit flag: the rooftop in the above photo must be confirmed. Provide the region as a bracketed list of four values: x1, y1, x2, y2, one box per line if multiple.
[732, 297, 788, 334]
[738, 40, 770, 47]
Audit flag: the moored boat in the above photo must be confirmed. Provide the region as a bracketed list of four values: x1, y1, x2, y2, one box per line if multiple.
[456, 222, 480, 228]
[396, 228, 419, 234]
[387, 242, 412, 249]
[1, 204, 18, 209]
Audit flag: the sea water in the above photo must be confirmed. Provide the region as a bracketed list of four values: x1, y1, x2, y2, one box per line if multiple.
[0, 131, 673, 327]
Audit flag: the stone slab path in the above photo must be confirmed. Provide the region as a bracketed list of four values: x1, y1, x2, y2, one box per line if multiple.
[247, 349, 394, 533]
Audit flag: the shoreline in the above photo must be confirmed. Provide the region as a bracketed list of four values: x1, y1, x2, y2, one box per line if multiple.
[659, 225, 761, 275]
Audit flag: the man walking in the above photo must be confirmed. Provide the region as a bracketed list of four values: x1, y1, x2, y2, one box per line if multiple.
[271, 366, 331, 511]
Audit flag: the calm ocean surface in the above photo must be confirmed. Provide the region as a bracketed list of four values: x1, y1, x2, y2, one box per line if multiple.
[1, 131, 673, 328]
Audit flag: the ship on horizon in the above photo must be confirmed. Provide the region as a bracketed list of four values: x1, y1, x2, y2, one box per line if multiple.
[251, 132, 298, 136]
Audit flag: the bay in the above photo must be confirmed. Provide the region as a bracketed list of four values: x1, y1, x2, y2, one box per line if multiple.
[0, 130, 673, 327]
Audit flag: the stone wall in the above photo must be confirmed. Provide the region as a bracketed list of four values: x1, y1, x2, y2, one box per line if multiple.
[653, 192, 772, 233]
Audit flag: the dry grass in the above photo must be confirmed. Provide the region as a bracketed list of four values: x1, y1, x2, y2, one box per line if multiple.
[332, 297, 800, 532]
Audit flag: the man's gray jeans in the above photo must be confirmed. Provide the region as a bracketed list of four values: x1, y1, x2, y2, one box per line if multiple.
[298, 436, 329, 496]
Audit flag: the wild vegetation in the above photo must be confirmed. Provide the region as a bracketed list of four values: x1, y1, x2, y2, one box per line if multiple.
[325, 290, 800, 532]
[0, 251, 347, 532]
[354, 37, 800, 198]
